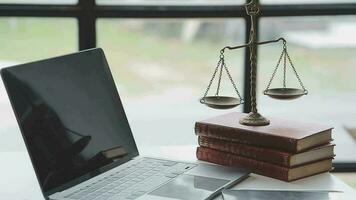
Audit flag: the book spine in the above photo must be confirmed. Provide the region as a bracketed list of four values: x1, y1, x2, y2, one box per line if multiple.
[198, 136, 291, 167]
[195, 122, 298, 153]
[196, 147, 290, 181]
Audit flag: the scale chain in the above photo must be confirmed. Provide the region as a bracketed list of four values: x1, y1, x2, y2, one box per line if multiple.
[283, 45, 287, 88]
[202, 49, 243, 101]
[215, 58, 224, 96]
[265, 45, 285, 92]
[202, 53, 223, 99]
[285, 50, 307, 92]
[265, 42, 307, 93]
[223, 62, 243, 101]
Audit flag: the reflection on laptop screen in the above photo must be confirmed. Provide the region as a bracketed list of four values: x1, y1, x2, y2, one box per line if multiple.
[1, 48, 138, 193]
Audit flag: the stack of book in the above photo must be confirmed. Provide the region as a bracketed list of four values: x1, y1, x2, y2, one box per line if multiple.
[195, 112, 335, 182]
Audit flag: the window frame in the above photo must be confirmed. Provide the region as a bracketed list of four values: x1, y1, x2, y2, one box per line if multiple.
[0, 0, 355, 171]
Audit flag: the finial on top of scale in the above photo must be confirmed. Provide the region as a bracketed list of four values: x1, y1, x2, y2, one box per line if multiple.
[246, 0, 260, 16]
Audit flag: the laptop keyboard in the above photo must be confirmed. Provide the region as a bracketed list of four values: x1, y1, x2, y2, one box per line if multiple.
[63, 158, 197, 200]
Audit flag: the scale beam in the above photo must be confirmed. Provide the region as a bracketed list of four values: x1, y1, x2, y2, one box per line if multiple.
[221, 37, 287, 52]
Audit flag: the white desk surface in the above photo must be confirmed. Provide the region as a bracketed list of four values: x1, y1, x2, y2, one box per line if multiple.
[0, 145, 355, 200]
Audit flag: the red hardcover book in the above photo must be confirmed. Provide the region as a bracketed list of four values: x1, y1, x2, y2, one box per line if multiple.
[198, 136, 335, 167]
[196, 147, 333, 182]
[195, 112, 333, 153]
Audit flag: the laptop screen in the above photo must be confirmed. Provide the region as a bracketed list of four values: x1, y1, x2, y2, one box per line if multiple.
[1, 48, 139, 195]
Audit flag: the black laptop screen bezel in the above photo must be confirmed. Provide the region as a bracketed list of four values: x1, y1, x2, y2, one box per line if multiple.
[0, 48, 139, 199]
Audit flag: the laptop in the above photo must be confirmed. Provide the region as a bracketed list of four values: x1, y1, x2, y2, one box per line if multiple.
[1, 48, 249, 200]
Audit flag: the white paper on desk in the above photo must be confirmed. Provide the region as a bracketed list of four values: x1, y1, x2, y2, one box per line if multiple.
[222, 189, 345, 200]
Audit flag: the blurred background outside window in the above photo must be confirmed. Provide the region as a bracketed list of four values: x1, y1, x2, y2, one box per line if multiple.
[98, 19, 245, 147]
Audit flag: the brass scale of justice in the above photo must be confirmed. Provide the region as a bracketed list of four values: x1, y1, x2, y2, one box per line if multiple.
[200, 0, 308, 126]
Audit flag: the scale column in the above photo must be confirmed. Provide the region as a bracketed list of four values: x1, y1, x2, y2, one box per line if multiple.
[239, 0, 270, 126]
[250, 17, 257, 114]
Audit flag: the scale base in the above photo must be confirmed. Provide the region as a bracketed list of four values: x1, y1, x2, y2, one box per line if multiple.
[239, 112, 270, 126]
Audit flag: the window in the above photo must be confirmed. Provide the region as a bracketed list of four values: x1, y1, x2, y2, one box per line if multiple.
[0, 0, 355, 171]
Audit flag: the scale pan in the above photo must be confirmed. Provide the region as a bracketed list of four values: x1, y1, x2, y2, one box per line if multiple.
[264, 88, 307, 100]
[200, 96, 243, 109]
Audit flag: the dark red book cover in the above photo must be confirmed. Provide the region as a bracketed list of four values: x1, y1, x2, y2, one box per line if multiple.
[198, 136, 334, 167]
[195, 112, 333, 153]
[196, 147, 332, 182]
